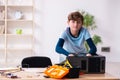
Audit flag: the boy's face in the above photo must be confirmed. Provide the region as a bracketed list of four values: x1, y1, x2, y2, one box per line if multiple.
[68, 19, 82, 31]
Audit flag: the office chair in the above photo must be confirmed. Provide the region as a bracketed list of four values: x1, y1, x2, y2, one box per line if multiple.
[21, 56, 52, 68]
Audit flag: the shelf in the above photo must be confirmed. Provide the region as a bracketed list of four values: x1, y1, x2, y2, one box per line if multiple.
[0, 34, 5, 36]
[7, 19, 33, 22]
[0, 0, 34, 63]
[7, 0, 33, 6]
[7, 48, 32, 51]
[0, 6, 5, 20]
[0, 48, 5, 51]
[6, 34, 33, 37]
[0, 5, 5, 7]
[7, 5, 33, 8]
[0, 19, 5, 21]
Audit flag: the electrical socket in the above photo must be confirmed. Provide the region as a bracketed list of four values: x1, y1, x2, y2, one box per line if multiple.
[101, 47, 110, 52]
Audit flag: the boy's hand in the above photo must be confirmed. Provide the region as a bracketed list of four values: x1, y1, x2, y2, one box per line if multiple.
[86, 53, 92, 56]
[68, 53, 74, 56]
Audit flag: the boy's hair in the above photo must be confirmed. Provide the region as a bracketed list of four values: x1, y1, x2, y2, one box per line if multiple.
[68, 11, 84, 24]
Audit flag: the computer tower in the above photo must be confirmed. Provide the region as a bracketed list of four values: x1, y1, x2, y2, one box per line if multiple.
[67, 55, 105, 73]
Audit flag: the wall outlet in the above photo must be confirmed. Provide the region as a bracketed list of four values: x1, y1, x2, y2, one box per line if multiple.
[101, 47, 110, 52]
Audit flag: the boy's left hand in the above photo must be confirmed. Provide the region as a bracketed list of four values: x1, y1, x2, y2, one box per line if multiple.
[86, 53, 92, 56]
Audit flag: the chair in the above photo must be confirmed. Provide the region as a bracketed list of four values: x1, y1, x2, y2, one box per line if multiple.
[21, 56, 52, 68]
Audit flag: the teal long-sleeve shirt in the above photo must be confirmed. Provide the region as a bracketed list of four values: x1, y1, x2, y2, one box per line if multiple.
[55, 27, 97, 56]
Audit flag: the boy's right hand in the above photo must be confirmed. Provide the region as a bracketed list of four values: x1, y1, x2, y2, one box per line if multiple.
[68, 53, 74, 56]
[86, 53, 92, 56]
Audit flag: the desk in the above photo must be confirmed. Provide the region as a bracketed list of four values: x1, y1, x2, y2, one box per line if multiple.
[0, 68, 119, 80]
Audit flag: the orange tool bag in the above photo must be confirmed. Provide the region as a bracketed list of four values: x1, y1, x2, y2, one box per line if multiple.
[44, 65, 69, 79]
[44, 59, 80, 79]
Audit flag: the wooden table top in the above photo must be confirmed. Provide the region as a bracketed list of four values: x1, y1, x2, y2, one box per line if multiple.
[0, 68, 119, 80]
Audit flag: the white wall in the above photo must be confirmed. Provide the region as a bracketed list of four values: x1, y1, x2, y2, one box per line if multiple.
[34, 0, 120, 63]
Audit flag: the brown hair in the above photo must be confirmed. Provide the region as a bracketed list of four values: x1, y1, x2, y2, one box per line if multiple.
[68, 11, 84, 24]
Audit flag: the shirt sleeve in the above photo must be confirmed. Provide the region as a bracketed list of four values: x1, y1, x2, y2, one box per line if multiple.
[86, 38, 97, 55]
[60, 31, 67, 40]
[84, 29, 91, 40]
[55, 38, 69, 56]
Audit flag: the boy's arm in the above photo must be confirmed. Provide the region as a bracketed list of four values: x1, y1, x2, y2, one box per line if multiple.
[86, 38, 97, 55]
[55, 38, 69, 56]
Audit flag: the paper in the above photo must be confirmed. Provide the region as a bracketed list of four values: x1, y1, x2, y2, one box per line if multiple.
[0, 67, 19, 72]
[23, 68, 46, 73]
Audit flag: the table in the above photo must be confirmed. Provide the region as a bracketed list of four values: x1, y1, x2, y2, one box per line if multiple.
[0, 68, 119, 80]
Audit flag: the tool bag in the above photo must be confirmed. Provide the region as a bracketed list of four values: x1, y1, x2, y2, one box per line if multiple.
[44, 59, 80, 79]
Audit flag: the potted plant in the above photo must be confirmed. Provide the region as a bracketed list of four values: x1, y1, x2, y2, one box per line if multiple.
[80, 10, 102, 51]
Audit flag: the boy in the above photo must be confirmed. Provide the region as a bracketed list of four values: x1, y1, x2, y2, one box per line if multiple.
[55, 11, 97, 58]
